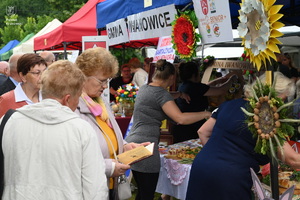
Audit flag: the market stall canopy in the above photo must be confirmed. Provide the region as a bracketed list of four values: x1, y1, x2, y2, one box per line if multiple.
[0, 33, 34, 61]
[34, 0, 105, 51]
[0, 40, 19, 60]
[96, 0, 191, 29]
[198, 26, 300, 58]
[13, 19, 62, 54]
[96, 0, 191, 47]
[96, 0, 300, 48]
[197, 47, 244, 59]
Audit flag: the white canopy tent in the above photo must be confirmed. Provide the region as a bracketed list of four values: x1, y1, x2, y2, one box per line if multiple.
[13, 19, 62, 54]
[196, 26, 300, 59]
[196, 47, 244, 59]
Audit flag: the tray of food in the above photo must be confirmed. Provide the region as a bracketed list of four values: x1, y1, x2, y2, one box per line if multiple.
[161, 139, 203, 164]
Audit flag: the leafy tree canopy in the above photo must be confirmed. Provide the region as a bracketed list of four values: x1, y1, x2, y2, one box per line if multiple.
[0, 0, 87, 47]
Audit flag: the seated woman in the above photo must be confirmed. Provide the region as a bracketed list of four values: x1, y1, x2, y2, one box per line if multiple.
[0, 53, 47, 117]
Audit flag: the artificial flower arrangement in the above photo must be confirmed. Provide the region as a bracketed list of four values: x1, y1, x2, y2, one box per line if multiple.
[171, 9, 201, 61]
[115, 83, 138, 103]
[241, 77, 299, 159]
[200, 55, 215, 72]
[239, 51, 255, 79]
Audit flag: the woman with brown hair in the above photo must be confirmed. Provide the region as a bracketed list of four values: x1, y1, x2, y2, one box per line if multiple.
[0, 53, 47, 117]
[129, 57, 148, 87]
[125, 59, 211, 200]
[143, 57, 153, 73]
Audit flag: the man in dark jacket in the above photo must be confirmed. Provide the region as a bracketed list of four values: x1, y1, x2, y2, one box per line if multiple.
[0, 54, 23, 95]
[0, 61, 9, 85]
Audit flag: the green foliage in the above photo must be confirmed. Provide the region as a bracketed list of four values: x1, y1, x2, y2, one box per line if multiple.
[23, 17, 37, 36]
[110, 48, 144, 66]
[0, 15, 25, 47]
[46, 0, 87, 22]
[290, 170, 300, 182]
[0, 0, 86, 46]
[36, 15, 55, 31]
[262, 174, 270, 185]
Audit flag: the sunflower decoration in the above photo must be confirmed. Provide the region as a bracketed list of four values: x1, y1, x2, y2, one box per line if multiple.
[237, 0, 284, 71]
[241, 76, 300, 159]
[171, 10, 201, 61]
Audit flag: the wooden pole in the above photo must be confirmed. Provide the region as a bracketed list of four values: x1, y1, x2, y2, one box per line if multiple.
[266, 60, 279, 200]
[270, 159, 279, 200]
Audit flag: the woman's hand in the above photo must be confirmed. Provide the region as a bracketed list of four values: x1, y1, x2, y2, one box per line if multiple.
[112, 162, 131, 177]
[123, 142, 151, 151]
[180, 92, 191, 104]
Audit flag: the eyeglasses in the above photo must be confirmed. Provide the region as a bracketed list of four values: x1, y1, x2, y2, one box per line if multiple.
[90, 76, 112, 86]
[28, 70, 45, 77]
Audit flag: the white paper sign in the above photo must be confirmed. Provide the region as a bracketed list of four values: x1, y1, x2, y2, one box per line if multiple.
[193, 0, 233, 44]
[144, 0, 152, 8]
[106, 18, 129, 46]
[153, 36, 175, 63]
[127, 4, 176, 41]
[68, 50, 79, 63]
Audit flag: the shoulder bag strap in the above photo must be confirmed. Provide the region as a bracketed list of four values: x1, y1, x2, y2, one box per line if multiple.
[0, 109, 16, 196]
[87, 115, 118, 160]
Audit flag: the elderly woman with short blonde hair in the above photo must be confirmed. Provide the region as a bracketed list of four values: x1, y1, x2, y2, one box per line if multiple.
[75, 47, 149, 199]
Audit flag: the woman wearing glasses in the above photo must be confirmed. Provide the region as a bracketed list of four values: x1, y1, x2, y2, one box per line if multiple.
[0, 53, 47, 117]
[75, 47, 149, 200]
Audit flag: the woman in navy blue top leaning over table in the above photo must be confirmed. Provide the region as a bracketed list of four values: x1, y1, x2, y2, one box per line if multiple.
[125, 59, 212, 200]
[186, 72, 300, 200]
[173, 61, 238, 143]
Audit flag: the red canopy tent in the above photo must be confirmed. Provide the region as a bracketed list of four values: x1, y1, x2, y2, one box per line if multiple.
[34, 0, 105, 56]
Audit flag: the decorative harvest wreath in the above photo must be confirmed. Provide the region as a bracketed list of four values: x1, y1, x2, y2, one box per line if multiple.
[241, 77, 299, 158]
[171, 10, 201, 61]
[237, 0, 284, 71]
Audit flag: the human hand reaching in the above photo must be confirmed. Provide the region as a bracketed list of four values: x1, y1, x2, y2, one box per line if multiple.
[180, 92, 191, 104]
[123, 142, 151, 151]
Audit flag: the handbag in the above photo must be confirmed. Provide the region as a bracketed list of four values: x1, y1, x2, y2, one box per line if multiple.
[117, 174, 132, 200]
[88, 115, 132, 200]
[0, 109, 16, 197]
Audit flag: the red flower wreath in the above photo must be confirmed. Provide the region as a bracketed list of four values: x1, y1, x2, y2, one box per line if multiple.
[171, 11, 200, 61]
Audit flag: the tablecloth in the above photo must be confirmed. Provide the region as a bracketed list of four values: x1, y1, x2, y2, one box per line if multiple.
[155, 155, 191, 200]
[155, 139, 201, 200]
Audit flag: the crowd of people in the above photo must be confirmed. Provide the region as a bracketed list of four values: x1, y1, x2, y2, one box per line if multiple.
[0, 48, 300, 200]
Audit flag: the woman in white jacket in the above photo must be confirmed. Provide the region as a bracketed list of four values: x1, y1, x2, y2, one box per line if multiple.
[1, 60, 108, 199]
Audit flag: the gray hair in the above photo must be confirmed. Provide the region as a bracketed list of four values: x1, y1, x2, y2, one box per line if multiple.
[244, 72, 295, 98]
